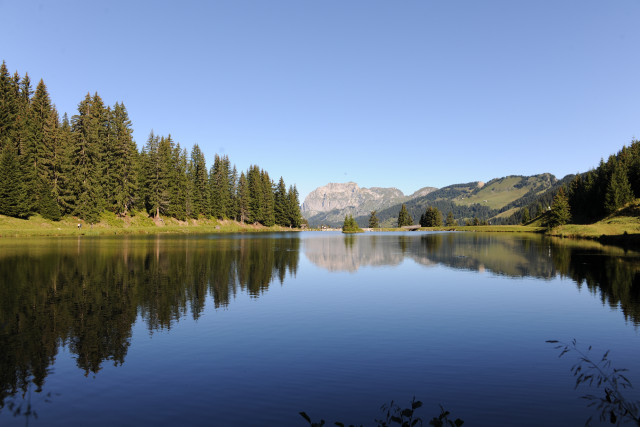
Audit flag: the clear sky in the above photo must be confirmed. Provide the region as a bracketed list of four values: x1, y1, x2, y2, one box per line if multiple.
[2, 0, 639, 200]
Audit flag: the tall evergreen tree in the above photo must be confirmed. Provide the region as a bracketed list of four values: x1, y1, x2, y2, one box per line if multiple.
[274, 177, 288, 226]
[0, 61, 19, 150]
[605, 158, 633, 214]
[397, 204, 413, 227]
[210, 154, 232, 219]
[109, 103, 138, 215]
[62, 93, 104, 222]
[420, 206, 442, 227]
[189, 144, 209, 217]
[0, 144, 25, 217]
[260, 170, 276, 226]
[368, 210, 380, 228]
[140, 132, 170, 217]
[236, 171, 250, 223]
[445, 211, 456, 226]
[286, 185, 302, 228]
[546, 187, 571, 229]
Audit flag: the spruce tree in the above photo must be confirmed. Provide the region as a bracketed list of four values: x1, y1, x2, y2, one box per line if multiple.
[0, 144, 25, 217]
[521, 208, 530, 224]
[247, 165, 263, 223]
[546, 187, 571, 229]
[0, 61, 19, 150]
[368, 210, 380, 228]
[63, 93, 104, 221]
[445, 211, 456, 226]
[420, 206, 442, 227]
[397, 204, 413, 227]
[286, 185, 302, 228]
[605, 159, 633, 214]
[210, 154, 232, 219]
[189, 144, 209, 217]
[260, 170, 276, 226]
[274, 177, 287, 226]
[108, 103, 138, 215]
[342, 214, 362, 233]
[236, 171, 250, 223]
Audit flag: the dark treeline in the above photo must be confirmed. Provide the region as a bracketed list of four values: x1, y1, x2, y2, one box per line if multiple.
[568, 141, 640, 223]
[0, 235, 300, 409]
[0, 60, 302, 226]
[505, 141, 640, 225]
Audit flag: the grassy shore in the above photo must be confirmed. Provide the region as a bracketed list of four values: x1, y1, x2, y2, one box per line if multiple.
[0, 211, 298, 237]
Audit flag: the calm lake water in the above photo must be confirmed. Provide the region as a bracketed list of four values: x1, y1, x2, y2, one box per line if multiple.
[1, 231, 640, 426]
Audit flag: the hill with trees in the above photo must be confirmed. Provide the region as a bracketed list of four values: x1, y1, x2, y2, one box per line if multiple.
[350, 174, 563, 228]
[0, 60, 302, 227]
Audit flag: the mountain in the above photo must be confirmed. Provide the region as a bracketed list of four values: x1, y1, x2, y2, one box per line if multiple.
[301, 182, 437, 226]
[302, 174, 566, 227]
[357, 173, 566, 227]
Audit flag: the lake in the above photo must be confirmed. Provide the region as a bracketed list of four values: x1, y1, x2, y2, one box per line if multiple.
[1, 231, 639, 426]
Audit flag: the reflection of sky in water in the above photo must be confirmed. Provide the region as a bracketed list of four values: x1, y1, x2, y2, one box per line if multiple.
[1, 232, 640, 426]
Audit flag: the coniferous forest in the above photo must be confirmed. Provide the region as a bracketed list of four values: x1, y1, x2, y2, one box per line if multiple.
[0, 61, 302, 227]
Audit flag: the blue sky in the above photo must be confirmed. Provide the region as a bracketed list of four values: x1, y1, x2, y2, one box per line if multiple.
[2, 0, 640, 200]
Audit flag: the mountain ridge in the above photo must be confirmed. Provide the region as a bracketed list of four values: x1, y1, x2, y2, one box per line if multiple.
[302, 173, 564, 227]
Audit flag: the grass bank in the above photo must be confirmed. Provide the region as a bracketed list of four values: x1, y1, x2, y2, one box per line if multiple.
[549, 202, 640, 243]
[0, 211, 299, 237]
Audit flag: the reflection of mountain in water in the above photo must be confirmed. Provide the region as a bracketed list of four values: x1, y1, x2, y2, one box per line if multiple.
[303, 234, 414, 272]
[0, 235, 300, 409]
[306, 232, 640, 326]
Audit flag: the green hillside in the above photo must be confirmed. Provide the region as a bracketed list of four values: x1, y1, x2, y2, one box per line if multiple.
[357, 174, 559, 227]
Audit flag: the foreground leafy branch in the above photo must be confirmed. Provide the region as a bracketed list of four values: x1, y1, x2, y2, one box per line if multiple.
[300, 397, 463, 427]
[547, 339, 640, 426]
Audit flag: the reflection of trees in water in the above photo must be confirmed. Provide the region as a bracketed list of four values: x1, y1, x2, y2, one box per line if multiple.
[562, 247, 640, 325]
[306, 233, 640, 327]
[0, 235, 300, 409]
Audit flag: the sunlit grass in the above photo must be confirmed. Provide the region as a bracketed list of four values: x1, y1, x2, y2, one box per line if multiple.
[0, 213, 298, 237]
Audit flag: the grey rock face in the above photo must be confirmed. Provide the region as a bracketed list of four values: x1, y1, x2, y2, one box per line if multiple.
[302, 182, 436, 226]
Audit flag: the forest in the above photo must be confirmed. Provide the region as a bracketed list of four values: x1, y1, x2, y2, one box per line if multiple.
[504, 141, 640, 226]
[0, 60, 302, 227]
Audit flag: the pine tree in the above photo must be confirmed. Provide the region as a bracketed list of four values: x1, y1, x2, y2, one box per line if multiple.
[109, 103, 138, 215]
[140, 132, 170, 217]
[189, 144, 209, 217]
[605, 158, 633, 214]
[247, 165, 263, 223]
[236, 171, 250, 223]
[286, 185, 302, 228]
[445, 211, 456, 226]
[227, 165, 238, 220]
[521, 207, 530, 224]
[420, 206, 442, 227]
[0, 61, 19, 150]
[342, 214, 362, 233]
[274, 177, 288, 226]
[166, 143, 188, 220]
[397, 204, 413, 227]
[210, 154, 232, 219]
[260, 170, 275, 226]
[546, 187, 571, 229]
[368, 210, 379, 228]
[0, 144, 25, 217]
[24, 79, 54, 212]
[62, 93, 104, 221]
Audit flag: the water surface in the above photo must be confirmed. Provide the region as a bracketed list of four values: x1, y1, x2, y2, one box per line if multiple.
[1, 232, 639, 426]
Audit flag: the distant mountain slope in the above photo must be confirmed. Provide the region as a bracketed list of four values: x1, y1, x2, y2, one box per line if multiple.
[302, 182, 436, 226]
[303, 174, 563, 228]
[355, 174, 562, 227]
